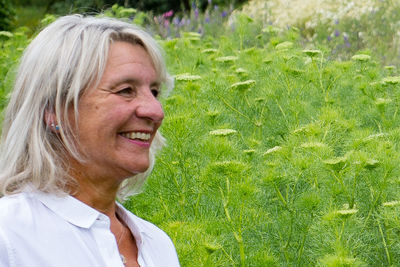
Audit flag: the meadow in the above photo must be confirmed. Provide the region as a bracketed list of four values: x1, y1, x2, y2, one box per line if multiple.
[2, 1, 400, 266]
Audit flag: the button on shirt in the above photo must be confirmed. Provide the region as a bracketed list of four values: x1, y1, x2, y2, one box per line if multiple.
[0, 192, 180, 267]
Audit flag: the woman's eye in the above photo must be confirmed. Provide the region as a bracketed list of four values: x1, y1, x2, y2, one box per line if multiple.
[117, 87, 134, 96]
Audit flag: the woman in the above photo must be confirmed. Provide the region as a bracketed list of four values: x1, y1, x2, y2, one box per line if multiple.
[0, 15, 179, 267]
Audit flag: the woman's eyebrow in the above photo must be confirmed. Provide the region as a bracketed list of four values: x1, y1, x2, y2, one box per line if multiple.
[151, 81, 161, 88]
[110, 78, 161, 87]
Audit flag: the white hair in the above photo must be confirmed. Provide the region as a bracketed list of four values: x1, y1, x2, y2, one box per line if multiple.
[0, 15, 173, 200]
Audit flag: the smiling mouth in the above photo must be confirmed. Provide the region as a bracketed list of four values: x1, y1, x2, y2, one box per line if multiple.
[120, 132, 151, 141]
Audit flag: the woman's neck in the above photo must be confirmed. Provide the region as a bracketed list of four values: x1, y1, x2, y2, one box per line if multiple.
[68, 162, 122, 219]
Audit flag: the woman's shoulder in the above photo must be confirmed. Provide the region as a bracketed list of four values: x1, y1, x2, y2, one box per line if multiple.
[0, 192, 38, 226]
[0, 192, 34, 214]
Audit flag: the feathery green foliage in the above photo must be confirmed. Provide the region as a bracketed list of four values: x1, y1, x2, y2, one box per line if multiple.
[127, 19, 400, 266]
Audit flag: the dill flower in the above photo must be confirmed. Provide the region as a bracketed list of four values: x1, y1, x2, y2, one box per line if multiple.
[383, 200, 400, 207]
[302, 49, 322, 57]
[201, 48, 218, 54]
[323, 156, 347, 170]
[243, 149, 256, 155]
[182, 32, 201, 39]
[0, 31, 13, 38]
[235, 68, 248, 74]
[382, 76, 400, 85]
[230, 80, 256, 90]
[215, 56, 238, 62]
[335, 209, 358, 216]
[351, 54, 371, 62]
[384, 65, 396, 71]
[363, 133, 386, 141]
[175, 73, 202, 81]
[209, 129, 237, 136]
[263, 146, 282, 155]
[301, 142, 327, 148]
[275, 41, 293, 50]
[375, 98, 392, 106]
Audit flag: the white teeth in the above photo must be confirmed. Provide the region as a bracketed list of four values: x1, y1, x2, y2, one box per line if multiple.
[121, 132, 151, 141]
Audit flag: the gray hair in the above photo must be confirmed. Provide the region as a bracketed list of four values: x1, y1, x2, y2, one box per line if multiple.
[0, 15, 173, 199]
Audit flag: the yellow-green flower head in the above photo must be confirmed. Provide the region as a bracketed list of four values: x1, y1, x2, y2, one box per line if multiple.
[384, 65, 396, 71]
[235, 68, 248, 74]
[263, 146, 282, 155]
[182, 32, 201, 41]
[201, 48, 218, 54]
[302, 49, 322, 57]
[243, 149, 256, 155]
[275, 41, 293, 50]
[262, 25, 281, 34]
[335, 208, 358, 216]
[323, 156, 347, 165]
[215, 56, 238, 62]
[382, 76, 400, 85]
[363, 133, 386, 141]
[209, 129, 237, 136]
[230, 80, 256, 90]
[174, 73, 202, 81]
[375, 98, 392, 105]
[351, 54, 371, 62]
[0, 31, 13, 38]
[383, 200, 400, 207]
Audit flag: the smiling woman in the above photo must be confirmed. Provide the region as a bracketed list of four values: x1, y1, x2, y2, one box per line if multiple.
[0, 15, 179, 267]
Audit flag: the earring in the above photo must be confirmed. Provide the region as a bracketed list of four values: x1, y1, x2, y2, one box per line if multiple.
[50, 123, 60, 131]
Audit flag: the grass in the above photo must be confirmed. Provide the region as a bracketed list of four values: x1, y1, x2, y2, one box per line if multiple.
[2, 3, 400, 266]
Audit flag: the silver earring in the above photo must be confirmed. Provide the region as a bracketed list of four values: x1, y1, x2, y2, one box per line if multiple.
[51, 123, 60, 130]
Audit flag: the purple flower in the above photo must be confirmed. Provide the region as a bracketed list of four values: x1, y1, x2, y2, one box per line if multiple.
[221, 11, 227, 17]
[335, 19, 339, 24]
[208, 0, 212, 4]
[173, 17, 180, 25]
[192, 2, 196, 9]
[327, 35, 332, 41]
[214, 5, 219, 11]
[195, 8, 199, 18]
[334, 30, 340, 37]
[345, 41, 351, 47]
[205, 16, 210, 23]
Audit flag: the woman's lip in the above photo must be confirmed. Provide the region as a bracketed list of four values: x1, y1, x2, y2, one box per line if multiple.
[120, 129, 153, 134]
[119, 133, 151, 148]
[126, 138, 151, 147]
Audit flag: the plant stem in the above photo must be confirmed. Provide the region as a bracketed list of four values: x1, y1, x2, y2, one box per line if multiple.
[378, 219, 391, 265]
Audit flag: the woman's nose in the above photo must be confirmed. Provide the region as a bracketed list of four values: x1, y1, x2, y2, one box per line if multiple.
[135, 91, 164, 123]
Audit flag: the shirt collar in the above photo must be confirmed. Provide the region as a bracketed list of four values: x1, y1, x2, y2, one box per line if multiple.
[115, 202, 154, 244]
[32, 191, 154, 244]
[33, 191, 101, 229]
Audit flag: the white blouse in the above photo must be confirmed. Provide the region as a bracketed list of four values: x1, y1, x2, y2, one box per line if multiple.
[0, 191, 180, 267]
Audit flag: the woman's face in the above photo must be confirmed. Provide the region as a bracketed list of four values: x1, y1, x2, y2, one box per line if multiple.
[70, 41, 164, 182]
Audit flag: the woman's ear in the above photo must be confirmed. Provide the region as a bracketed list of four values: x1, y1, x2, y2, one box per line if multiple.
[44, 109, 60, 132]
